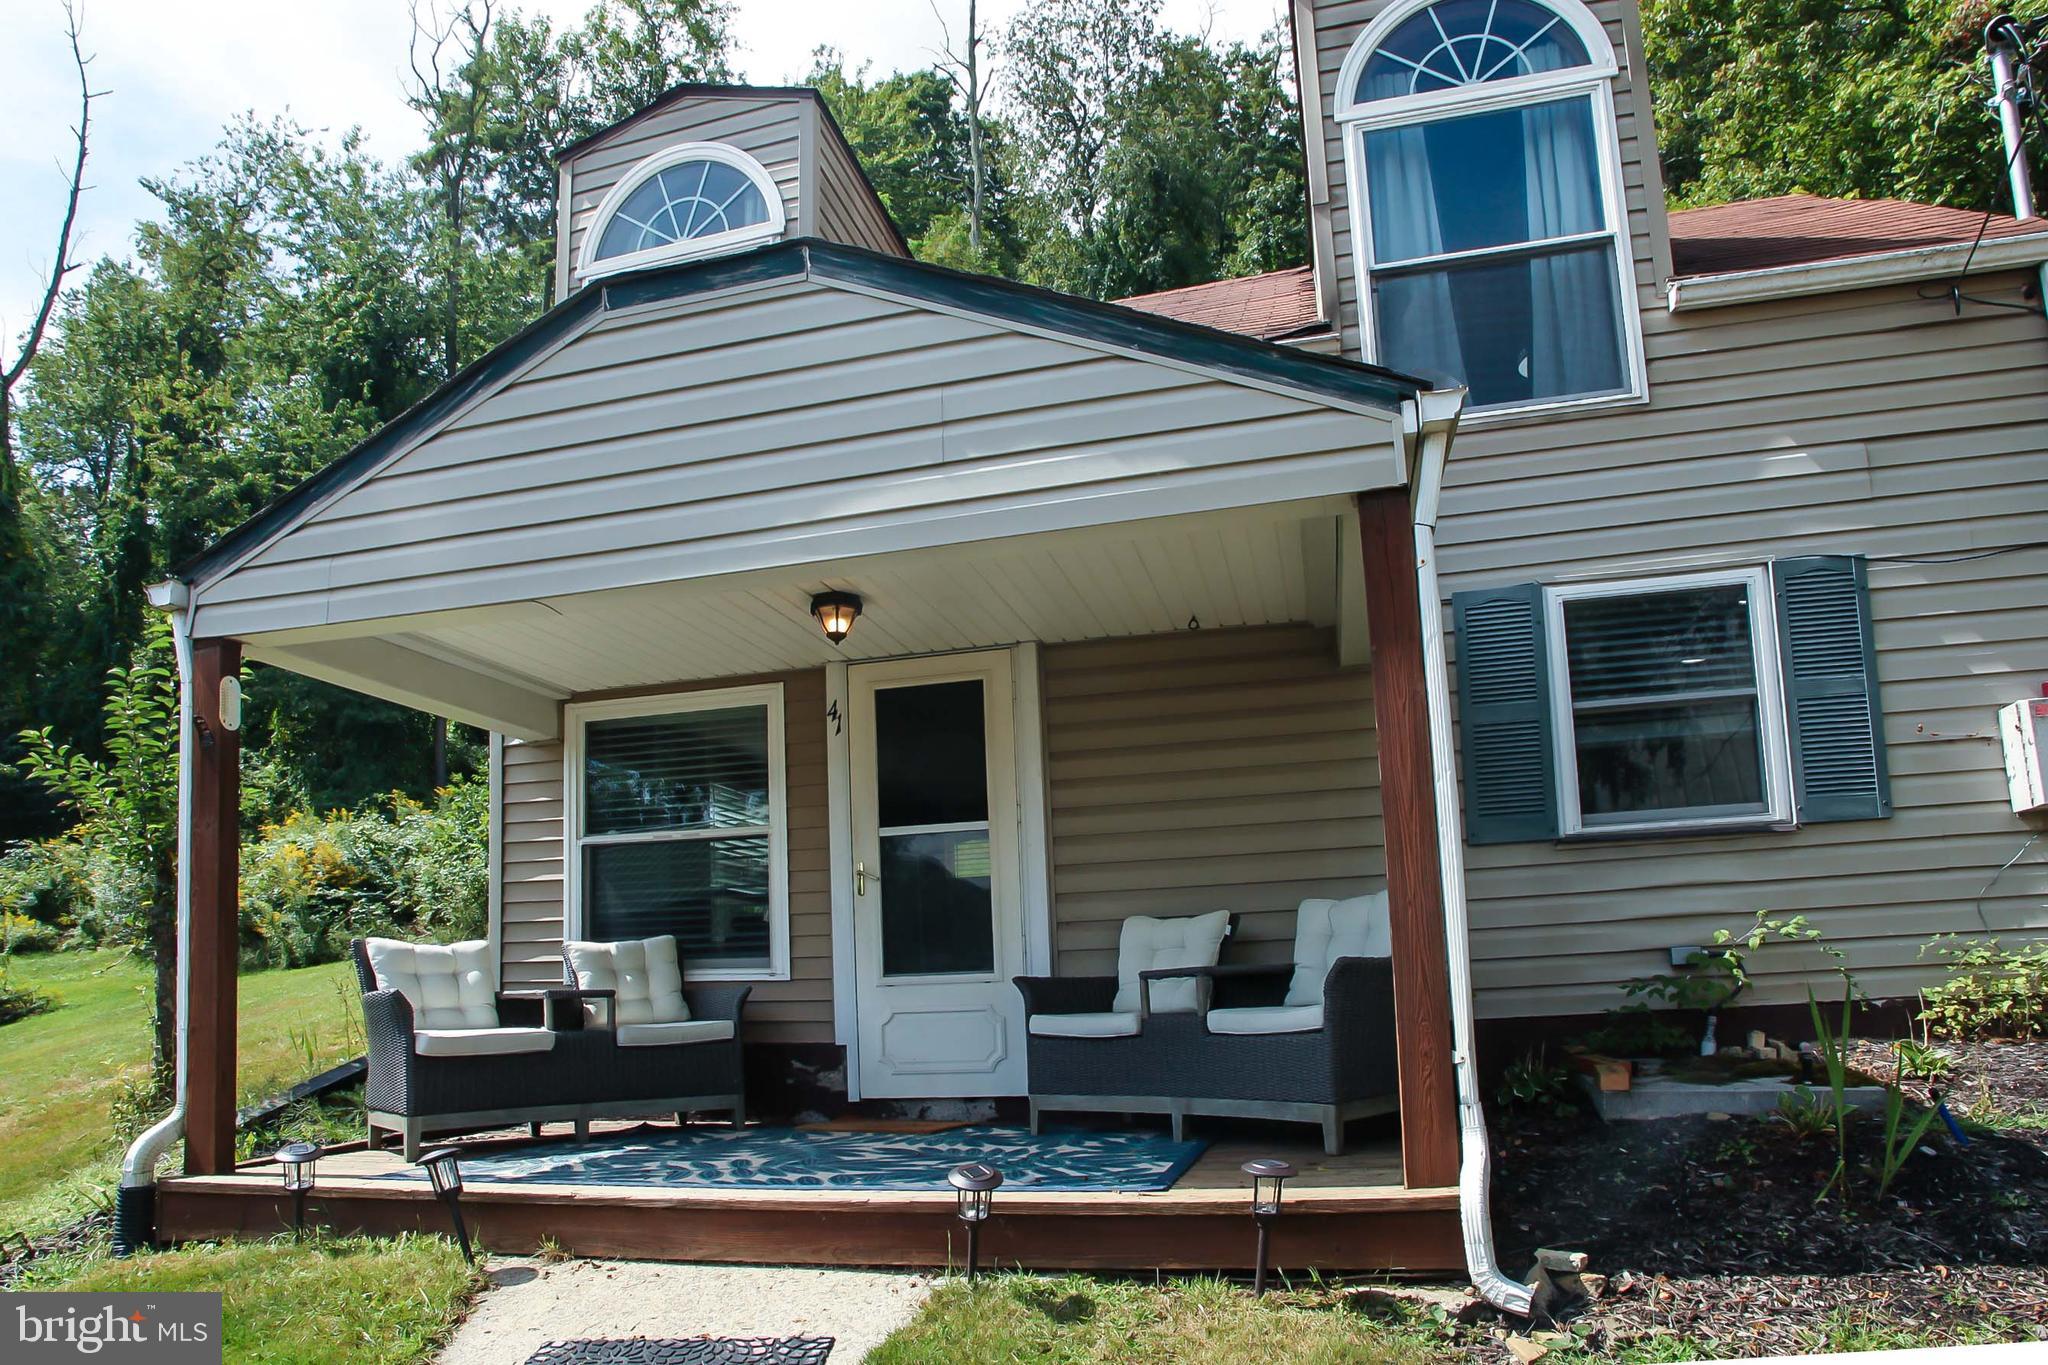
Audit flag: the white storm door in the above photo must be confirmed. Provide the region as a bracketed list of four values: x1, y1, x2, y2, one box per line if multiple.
[848, 651, 1027, 1098]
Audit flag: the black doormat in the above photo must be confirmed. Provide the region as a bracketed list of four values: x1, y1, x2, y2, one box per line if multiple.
[526, 1339, 833, 1365]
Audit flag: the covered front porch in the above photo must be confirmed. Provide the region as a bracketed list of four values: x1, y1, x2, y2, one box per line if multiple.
[162, 1118, 1454, 1273]
[141, 241, 1485, 1279]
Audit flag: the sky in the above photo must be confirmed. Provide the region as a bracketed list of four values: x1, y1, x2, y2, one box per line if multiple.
[0, 0, 1286, 347]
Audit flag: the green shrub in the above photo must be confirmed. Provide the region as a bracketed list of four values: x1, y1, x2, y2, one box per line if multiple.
[0, 963, 55, 1025]
[2, 911, 62, 953]
[239, 779, 488, 969]
[1920, 936, 2048, 1040]
[1495, 1045, 1579, 1115]
[0, 838, 88, 928]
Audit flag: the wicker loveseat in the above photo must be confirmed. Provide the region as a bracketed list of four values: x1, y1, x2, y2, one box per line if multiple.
[1014, 895, 1399, 1154]
[353, 934, 748, 1159]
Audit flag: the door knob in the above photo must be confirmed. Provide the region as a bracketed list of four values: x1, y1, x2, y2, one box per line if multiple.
[856, 860, 877, 896]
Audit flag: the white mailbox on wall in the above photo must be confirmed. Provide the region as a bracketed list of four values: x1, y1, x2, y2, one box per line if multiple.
[2001, 697, 2048, 814]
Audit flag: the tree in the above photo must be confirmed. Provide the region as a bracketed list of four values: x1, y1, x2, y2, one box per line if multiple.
[1002, 0, 1164, 290]
[929, 1, 995, 254]
[18, 617, 181, 1081]
[0, 3, 98, 849]
[1643, 0, 2048, 209]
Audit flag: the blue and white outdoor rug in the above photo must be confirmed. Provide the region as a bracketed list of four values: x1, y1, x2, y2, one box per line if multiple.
[372, 1125, 1206, 1193]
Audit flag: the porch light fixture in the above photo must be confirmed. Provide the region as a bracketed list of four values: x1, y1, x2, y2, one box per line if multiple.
[1241, 1157, 1296, 1295]
[810, 591, 862, 645]
[416, 1147, 475, 1264]
[274, 1142, 319, 1238]
[947, 1162, 1003, 1280]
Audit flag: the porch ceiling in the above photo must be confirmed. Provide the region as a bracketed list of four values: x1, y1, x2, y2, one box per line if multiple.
[241, 500, 1369, 739]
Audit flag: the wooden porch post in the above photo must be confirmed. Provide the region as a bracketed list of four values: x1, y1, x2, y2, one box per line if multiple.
[184, 638, 242, 1176]
[1356, 490, 1459, 1189]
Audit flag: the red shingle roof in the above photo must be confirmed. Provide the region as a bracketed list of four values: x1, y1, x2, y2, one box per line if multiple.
[1668, 193, 2046, 276]
[1113, 265, 1324, 340]
[1107, 196, 2048, 341]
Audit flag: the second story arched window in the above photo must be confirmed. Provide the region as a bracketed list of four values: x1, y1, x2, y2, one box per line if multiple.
[580, 143, 786, 279]
[1337, 0, 1642, 414]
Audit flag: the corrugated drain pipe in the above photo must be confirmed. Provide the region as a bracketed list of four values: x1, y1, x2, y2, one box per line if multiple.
[113, 579, 196, 1254]
[1408, 395, 1535, 1317]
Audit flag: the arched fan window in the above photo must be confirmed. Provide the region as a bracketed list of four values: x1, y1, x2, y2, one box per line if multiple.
[1337, 0, 1642, 413]
[581, 143, 785, 277]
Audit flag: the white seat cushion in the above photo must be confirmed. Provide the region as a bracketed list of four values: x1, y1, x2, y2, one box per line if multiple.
[1284, 893, 1391, 1007]
[365, 937, 499, 1030]
[1028, 1011, 1141, 1039]
[566, 936, 690, 1025]
[1111, 910, 1230, 1015]
[615, 1019, 736, 1048]
[413, 1026, 556, 1057]
[1207, 1004, 1324, 1036]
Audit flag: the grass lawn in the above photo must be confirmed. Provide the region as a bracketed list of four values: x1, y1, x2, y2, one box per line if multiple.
[868, 1275, 1457, 1364]
[15, 1235, 478, 1365]
[0, 950, 360, 1236]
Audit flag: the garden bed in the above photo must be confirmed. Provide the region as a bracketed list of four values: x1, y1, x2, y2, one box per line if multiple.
[1482, 1037, 2048, 1357]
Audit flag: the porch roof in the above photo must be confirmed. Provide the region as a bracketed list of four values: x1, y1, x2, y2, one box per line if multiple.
[165, 239, 1452, 738]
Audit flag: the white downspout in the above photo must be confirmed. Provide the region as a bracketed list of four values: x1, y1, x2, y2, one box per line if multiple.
[117, 581, 197, 1240]
[1408, 393, 1535, 1317]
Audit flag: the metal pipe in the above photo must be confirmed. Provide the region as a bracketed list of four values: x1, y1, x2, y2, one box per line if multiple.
[115, 581, 198, 1254]
[1407, 398, 1536, 1317]
[1989, 16, 2036, 219]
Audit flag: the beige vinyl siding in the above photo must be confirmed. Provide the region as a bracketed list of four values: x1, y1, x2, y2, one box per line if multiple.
[495, 671, 835, 1045]
[1441, 273, 2048, 1020]
[812, 107, 906, 255]
[1043, 625, 1384, 976]
[196, 279, 1399, 637]
[562, 96, 805, 293]
[1305, 0, 2048, 1018]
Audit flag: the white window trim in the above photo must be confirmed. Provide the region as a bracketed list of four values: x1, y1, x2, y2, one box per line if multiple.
[562, 683, 791, 982]
[576, 142, 787, 281]
[1334, 0, 1647, 419]
[1544, 567, 1795, 838]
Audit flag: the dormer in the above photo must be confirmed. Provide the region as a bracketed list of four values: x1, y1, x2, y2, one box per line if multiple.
[1297, 0, 1672, 418]
[553, 85, 909, 300]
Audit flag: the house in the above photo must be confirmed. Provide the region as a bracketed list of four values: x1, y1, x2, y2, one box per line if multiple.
[127, 0, 2047, 1300]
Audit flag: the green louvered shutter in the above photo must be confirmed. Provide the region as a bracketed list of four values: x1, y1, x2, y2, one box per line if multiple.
[1452, 583, 1559, 844]
[1773, 555, 1891, 823]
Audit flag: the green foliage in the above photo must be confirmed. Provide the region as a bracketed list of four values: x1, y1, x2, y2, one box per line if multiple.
[15, 618, 180, 966]
[1495, 1045, 1579, 1116]
[2, 910, 61, 953]
[1773, 1082, 1842, 1140]
[1578, 1003, 1697, 1058]
[0, 960, 55, 1025]
[1643, 0, 2048, 210]
[239, 780, 490, 969]
[1919, 934, 2048, 1039]
[1621, 946, 1749, 1015]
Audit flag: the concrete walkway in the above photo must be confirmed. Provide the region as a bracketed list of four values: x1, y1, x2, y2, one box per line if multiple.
[439, 1258, 933, 1364]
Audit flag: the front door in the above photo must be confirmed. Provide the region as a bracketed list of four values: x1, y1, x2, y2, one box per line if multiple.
[848, 651, 1027, 1098]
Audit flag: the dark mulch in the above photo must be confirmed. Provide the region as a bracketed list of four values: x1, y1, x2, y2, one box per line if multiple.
[1846, 1037, 2048, 1125]
[1493, 1108, 2048, 1277]
[1476, 1037, 2048, 1355]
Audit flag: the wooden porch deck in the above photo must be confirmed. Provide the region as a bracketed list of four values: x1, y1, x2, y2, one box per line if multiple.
[158, 1122, 1461, 1273]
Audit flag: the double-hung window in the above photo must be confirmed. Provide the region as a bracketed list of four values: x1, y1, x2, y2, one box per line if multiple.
[1546, 569, 1792, 834]
[1452, 558, 1890, 844]
[565, 685, 789, 979]
[1338, 0, 1642, 413]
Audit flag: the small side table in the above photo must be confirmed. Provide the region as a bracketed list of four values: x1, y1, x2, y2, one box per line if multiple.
[497, 987, 617, 1032]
